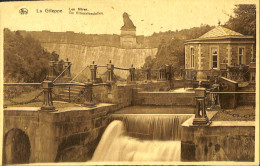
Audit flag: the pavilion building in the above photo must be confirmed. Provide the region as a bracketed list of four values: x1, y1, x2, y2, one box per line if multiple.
[184, 26, 255, 81]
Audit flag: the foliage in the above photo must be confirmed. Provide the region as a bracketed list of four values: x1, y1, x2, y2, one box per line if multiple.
[4, 28, 58, 82]
[225, 4, 256, 37]
[144, 4, 256, 70]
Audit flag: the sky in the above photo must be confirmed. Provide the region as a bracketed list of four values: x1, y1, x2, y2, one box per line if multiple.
[0, 0, 257, 36]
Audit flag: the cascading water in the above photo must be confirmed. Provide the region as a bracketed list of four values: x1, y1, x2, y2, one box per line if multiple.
[91, 120, 181, 162]
[91, 114, 192, 162]
[110, 114, 192, 140]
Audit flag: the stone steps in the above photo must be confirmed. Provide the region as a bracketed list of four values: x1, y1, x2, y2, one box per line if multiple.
[56, 81, 86, 102]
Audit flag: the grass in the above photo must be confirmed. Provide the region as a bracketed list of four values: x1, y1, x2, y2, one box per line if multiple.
[211, 105, 255, 121]
[4, 101, 82, 109]
[4, 89, 43, 106]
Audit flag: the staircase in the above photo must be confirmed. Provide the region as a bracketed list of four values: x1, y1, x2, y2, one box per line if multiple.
[56, 82, 86, 102]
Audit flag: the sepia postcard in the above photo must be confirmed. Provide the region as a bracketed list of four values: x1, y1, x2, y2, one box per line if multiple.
[0, 0, 259, 165]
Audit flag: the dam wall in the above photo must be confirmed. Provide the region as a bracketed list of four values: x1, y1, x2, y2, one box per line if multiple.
[41, 43, 157, 80]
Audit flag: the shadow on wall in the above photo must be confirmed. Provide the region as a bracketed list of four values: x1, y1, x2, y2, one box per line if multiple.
[3, 128, 31, 165]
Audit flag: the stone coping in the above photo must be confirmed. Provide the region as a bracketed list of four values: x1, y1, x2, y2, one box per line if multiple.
[211, 121, 255, 127]
[138, 91, 195, 94]
[182, 111, 255, 127]
[56, 103, 115, 113]
[4, 107, 41, 111]
[182, 111, 217, 127]
[4, 103, 116, 113]
[112, 113, 194, 116]
[117, 81, 168, 87]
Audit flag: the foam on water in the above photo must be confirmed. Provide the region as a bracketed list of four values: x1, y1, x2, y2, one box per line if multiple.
[91, 120, 181, 162]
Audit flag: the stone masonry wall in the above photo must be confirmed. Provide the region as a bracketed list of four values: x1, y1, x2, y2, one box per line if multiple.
[134, 91, 196, 106]
[181, 123, 255, 161]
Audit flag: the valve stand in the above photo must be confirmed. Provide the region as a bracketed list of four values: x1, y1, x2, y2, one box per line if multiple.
[40, 80, 56, 112]
[192, 83, 211, 126]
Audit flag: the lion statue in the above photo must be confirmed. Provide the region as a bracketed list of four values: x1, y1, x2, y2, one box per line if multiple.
[121, 12, 136, 30]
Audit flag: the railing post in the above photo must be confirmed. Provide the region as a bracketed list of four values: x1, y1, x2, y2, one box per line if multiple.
[54, 61, 59, 77]
[90, 61, 97, 83]
[165, 65, 172, 81]
[83, 82, 95, 107]
[220, 63, 227, 78]
[158, 65, 166, 81]
[107, 60, 114, 83]
[193, 82, 211, 126]
[145, 67, 151, 82]
[64, 58, 72, 78]
[128, 65, 136, 84]
[249, 62, 256, 84]
[48, 61, 55, 78]
[227, 67, 231, 79]
[40, 80, 56, 111]
[58, 60, 65, 77]
[211, 78, 221, 110]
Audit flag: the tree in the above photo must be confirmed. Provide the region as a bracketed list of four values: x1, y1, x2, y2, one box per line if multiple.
[4, 29, 58, 82]
[225, 4, 256, 37]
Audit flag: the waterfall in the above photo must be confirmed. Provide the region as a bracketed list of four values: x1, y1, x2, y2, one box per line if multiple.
[110, 114, 192, 140]
[91, 120, 181, 162]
